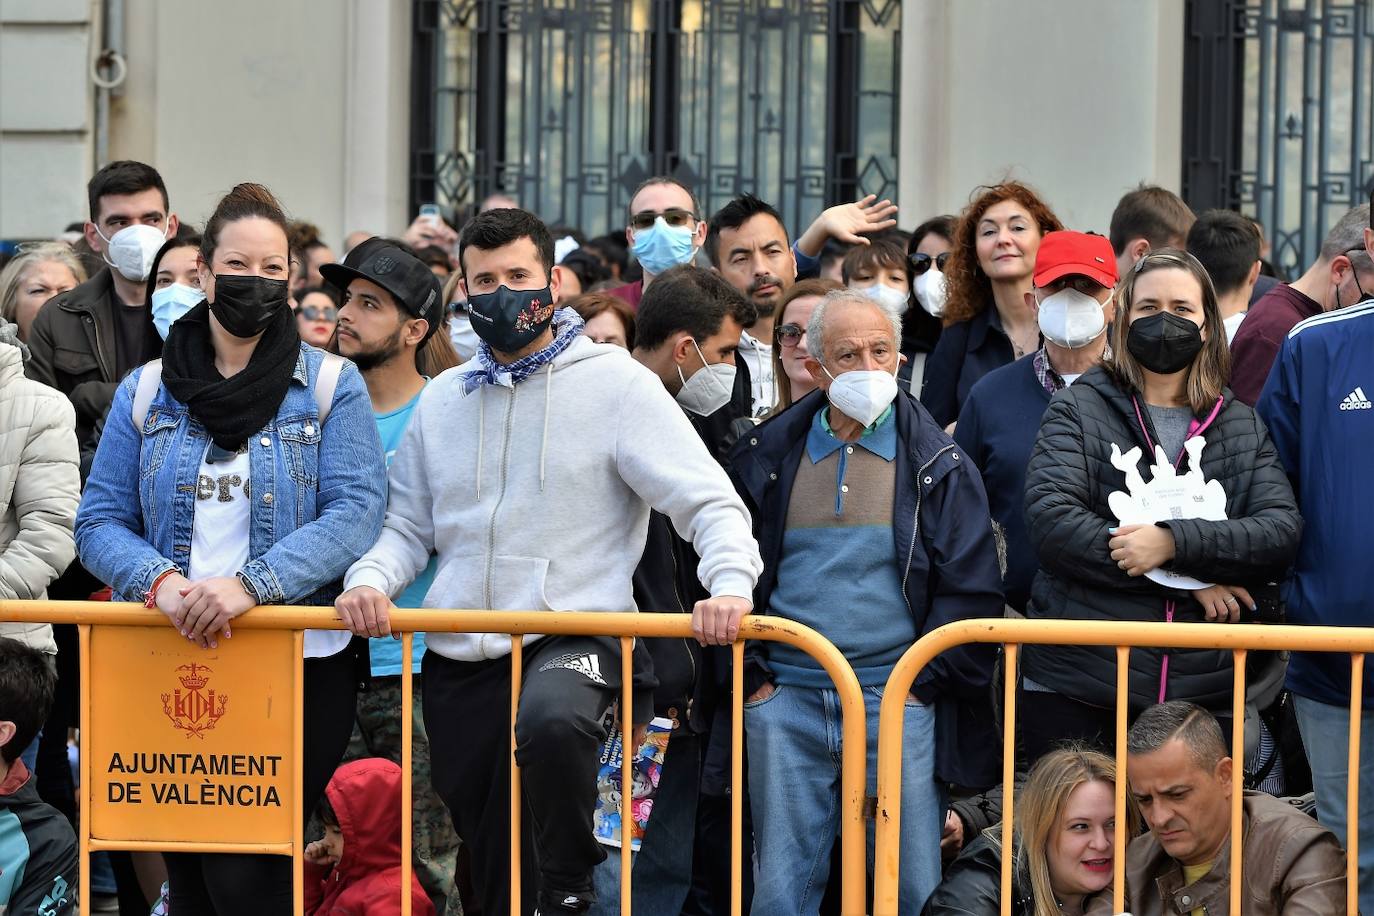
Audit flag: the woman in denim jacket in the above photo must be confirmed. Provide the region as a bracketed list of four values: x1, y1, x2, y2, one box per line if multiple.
[76, 183, 386, 915]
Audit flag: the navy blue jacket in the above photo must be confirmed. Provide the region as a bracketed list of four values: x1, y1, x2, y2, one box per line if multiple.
[729, 388, 1004, 787]
[955, 355, 1050, 612]
[920, 307, 1017, 428]
[1258, 299, 1374, 705]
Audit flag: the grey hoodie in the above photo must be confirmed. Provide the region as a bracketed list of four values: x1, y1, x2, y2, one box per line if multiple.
[345, 336, 762, 661]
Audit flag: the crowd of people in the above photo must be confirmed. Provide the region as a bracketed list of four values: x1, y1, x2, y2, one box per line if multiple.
[0, 157, 1372, 916]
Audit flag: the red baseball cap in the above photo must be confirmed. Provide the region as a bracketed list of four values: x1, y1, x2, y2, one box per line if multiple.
[1033, 231, 1118, 289]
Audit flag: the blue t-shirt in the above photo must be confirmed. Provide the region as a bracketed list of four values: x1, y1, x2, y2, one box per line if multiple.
[369, 387, 438, 677]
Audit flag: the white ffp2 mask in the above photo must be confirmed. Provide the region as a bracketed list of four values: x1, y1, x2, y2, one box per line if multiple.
[1037, 287, 1107, 349]
[823, 365, 899, 427]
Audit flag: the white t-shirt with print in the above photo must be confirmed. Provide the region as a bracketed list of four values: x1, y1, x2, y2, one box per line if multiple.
[187, 443, 346, 658]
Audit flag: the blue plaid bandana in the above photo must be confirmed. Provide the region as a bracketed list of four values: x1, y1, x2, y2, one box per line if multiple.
[461, 307, 585, 395]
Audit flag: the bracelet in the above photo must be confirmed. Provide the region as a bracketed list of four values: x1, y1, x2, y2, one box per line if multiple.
[144, 568, 178, 608]
[235, 571, 261, 605]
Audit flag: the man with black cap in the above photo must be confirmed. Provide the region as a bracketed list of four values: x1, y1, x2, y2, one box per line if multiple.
[319, 239, 463, 916]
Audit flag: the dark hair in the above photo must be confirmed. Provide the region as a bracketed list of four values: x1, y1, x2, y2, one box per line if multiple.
[909, 215, 956, 252]
[288, 220, 326, 255]
[201, 183, 291, 267]
[415, 245, 453, 272]
[559, 249, 611, 291]
[628, 177, 702, 221]
[636, 265, 757, 350]
[705, 194, 787, 267]
[316, 792, 339, 828]
[458, 208, 554, 280]
[0, 639, 56, 764]
[1186, 209, 1262, 297]
[296, 284, 342, 308]
[569, 292, 637, 349]
[547, 225, 588, 247]
[88, 160, 169, 223]
[1127, 701, 1229, 772]
[582, 233, 630, 277]
[943, 182, 1063, 326]
[143, 234, 203, 308]
[1109, 184, 1196, 256]
[841, 237, 909, 285]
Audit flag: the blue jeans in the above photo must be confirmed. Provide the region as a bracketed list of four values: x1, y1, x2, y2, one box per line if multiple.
[745, 684, 943, 916]
[588, 733, 701, 915]
[1294, 694, 1374, 915]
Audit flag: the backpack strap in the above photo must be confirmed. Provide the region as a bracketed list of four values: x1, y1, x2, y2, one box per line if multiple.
[314, 352, 344, 425]
[131, 359, 163, 432]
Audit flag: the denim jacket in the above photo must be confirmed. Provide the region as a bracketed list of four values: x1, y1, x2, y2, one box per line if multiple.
[76, 346, 386, 652]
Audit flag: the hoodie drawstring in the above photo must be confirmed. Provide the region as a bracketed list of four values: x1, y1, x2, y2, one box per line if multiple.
[540, 361, 554, 492]
[476, 386, 485, 502]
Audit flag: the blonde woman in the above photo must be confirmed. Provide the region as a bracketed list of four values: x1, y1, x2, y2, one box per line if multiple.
[0, 242, 86, 342]
[923, 747, 1139, 916]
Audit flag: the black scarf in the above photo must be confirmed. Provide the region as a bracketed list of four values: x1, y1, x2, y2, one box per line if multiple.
[162, 300, 301, 450]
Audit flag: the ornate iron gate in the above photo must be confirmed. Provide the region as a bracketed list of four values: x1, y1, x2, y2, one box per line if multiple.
[411, 0, 901, 238]
[1183, 0, 1374, 278]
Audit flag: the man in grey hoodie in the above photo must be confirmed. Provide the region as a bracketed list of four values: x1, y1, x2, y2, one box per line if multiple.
[336, 209, 762, 915]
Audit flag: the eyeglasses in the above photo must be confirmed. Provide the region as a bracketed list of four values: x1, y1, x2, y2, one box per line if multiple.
[908, 252, 950, 275]
[630, 208, 698, 231]
[298, 305, 337, 322]
[1042, 276, 1110, 296]
[449, 301, 470, 316]
[775, 323, 805, 348]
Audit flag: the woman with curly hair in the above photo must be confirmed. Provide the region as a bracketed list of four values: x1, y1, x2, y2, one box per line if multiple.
[919, 182, 1062, 427]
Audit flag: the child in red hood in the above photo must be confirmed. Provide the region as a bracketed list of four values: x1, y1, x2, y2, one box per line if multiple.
[304, 758, 435, 916]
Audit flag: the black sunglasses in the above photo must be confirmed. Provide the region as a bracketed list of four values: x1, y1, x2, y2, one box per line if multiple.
[908, 252, 950, 275]
[629, 208, 698, 231]
[298, 305, 337, 322]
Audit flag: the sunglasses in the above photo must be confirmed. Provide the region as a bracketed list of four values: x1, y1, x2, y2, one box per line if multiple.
[908, 252, 950, 275]
[775, 323, 805, 348]
[630, 208, 698, 231]
[298, 305, 337, 322]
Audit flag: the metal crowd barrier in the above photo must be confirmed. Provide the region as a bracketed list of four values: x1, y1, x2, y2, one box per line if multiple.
[0, 601, 867, 916]
[872, 618, 1370, 916]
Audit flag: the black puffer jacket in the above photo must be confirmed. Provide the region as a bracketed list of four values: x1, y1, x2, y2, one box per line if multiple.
[922, 831, 1036, 916]
[1021, 366, 1301, 714]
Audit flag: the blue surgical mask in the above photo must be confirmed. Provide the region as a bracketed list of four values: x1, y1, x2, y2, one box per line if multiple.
[150, 283, 205, 339]
[631, 217, 698, 276]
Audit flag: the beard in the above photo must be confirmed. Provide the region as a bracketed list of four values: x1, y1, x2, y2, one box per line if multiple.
[344, 325, 406, 371]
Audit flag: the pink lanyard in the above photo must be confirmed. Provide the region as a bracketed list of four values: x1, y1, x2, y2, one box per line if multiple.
[1127, 394, 1223, 703]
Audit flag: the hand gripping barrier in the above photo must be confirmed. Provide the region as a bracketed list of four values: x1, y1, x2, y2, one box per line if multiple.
[872, 618, 1371, 916]
[0, 601, 868, 916]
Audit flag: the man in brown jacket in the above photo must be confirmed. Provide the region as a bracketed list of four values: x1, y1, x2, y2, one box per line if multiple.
[1091, 702, 1345, 915]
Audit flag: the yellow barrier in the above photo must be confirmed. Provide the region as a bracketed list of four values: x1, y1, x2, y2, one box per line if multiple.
[0, 601, 867, 916]
[873, 619, 1371, 916]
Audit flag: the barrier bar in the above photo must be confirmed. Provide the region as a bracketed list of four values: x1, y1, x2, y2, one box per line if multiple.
[1350, 653, 1364, 915]
[1113, 645, 1129, 915]
[0, 602, 864, 915]
[1000, 644, 1017, 915]
[510, 636, 523, 916]
[79, 624, 91, 916]
[292, 630, 305, 916]
[731, 640, 744, 916]
[1230, 649, 1247, 914]
[620, 636, 634, 916]
[402, 631, 414, 916]
[874, 618, 1374, 911]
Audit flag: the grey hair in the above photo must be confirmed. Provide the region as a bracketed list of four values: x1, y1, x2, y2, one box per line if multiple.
[805, 288, 904, 364]
[1319, 203, 1371, 266]
[1126, 701, 1228, 772]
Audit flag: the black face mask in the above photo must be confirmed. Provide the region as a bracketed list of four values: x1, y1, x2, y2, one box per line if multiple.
[210, 274, 289, 339]
[1126, 311, 1205, 375]
[467, 284, 555, 354]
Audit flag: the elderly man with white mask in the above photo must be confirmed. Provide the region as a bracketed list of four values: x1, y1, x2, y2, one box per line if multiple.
[728, 288, 1003, 915]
